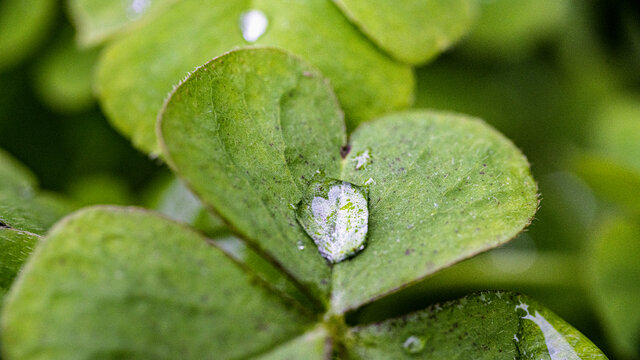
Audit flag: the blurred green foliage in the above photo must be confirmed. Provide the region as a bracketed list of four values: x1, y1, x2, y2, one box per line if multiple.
[0, 0, 639, 358]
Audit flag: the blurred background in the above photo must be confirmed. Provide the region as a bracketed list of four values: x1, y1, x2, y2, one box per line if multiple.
[0, 0, 639, 358]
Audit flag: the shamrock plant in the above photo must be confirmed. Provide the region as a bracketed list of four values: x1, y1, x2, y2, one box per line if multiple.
[0, 47, 608, 359]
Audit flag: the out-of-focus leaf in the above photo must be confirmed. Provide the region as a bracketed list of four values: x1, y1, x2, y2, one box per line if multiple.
[589, 217, 640, 359]
[588, 95, 640, 173]
[0, 0, 56, 71]
[1, 207, 315, 359]
[145, 175, 227, 237]
[347, 291, 607, 359]
[66, 0, 176, 47]
[67, 174, 134, 206]
[0, 149, 37, 192]
[460, 0, 570, 61]
[33, 27, 100, 113]
[97, 0, 412, 155]
[572, 153, 640, 215]
[332, 0, 478, 64]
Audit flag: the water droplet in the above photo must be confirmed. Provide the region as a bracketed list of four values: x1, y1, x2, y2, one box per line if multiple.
[124, 0, 150, 19]
[297, 241, 305, 250]
[353, 148, 371, 170]
[364, 177, 376, 186]
[239, 10, 268, 42]
[296, 177, 368, 263]
[402, 335, 425, 354]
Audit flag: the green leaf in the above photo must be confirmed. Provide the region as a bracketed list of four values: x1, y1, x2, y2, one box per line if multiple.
[160, 47, 343, 303]
[332, 111, 538, 312]
[97, 0, 413, 155]
[0, 0, 56, 71]
[160, 48, 538, 312]
[254, 326, 330, 360]
[588, 95, 640, 174]
[67, 174, 134, 206]
[0, 149, 77, 235]
[67, 0, 176, 47]
[146, 175, 227, 237]
[0, 191, 77, 236]
[1, 207, 315, 359]
[144, 174, 316, 308]
[0, 228, 39, 301]
[332, 0, 478, 64]
[0, 149, 37, 192]
[33, 27, 100, 113]
[572, 153, 640, 215]
[346, 291, 607, 359]
[461, 0, 570, 61]
[588, 217, 640, 359]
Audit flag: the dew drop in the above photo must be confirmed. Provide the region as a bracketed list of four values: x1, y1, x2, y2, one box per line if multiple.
[124, 0, 150, 19]
[297, 240, 305, 250]
[295, 177, 368, 263]
[239, 9, 268, 42]
[402, 335, 425, 354]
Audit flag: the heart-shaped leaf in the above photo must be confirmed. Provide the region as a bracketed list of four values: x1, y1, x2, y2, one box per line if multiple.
[160, 48, 343, 302]
[1, 207, 315, 359]
[332, 0, 478, 65]
[159, 48, 538, 311]
[97, 0, 413, 155]
[332, 111, 538, 312]
[347, 291, 606, 359]
[67, 0, 176, 46]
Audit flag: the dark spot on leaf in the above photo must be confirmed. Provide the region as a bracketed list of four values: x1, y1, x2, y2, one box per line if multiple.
[479, 171, 485, 175]
[340, 144, 351, 158]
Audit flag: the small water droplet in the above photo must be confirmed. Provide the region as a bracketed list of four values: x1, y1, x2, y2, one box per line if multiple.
[239, 9, 268, 42]
[124, 0, 150, 19]
[364, 177, 376, 186]
[297, 241, 305, 250]
[402, 335, 425, 354]
[353, 148, 371, 170]
[295, 177, 368, 263]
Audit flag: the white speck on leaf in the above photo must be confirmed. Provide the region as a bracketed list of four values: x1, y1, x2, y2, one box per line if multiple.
[239, 10, 268, 42]
[515, 303, 580, 359]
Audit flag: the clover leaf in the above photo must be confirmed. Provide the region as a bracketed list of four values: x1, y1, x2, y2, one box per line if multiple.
[96, 0, 413, 155]
[1, 47, 607, 359]
[158, 47, 538, 312]
[1, 207, 316, 359]
[332, 0, 478, 65]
